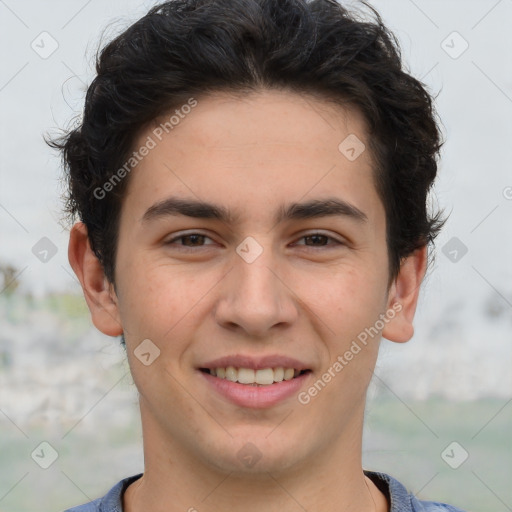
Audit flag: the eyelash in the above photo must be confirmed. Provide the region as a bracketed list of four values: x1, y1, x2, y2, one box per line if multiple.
[165, 232, 344, 250]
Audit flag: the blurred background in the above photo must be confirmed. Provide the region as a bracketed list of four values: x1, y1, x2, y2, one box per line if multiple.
[0, 0, 511, 510]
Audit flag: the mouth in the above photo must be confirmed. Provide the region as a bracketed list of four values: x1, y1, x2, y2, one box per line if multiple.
[199, 367, 312, 386]
[197, 355, 313, 408]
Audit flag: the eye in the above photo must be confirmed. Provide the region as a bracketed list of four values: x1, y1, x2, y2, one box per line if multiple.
[164, 231, 344, 251]
[294, 232, 344, 248]
[165, 232, 217, 248]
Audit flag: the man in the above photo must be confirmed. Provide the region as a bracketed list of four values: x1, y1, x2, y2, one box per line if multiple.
[53, 0, 466, 510]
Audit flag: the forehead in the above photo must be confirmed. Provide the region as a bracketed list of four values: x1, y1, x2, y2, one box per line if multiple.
[122, 89, 383, 227]
[150, 89, 366, 159]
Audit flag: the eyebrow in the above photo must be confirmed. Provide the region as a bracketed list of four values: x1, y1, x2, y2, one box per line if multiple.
[141, 196, 367, 225]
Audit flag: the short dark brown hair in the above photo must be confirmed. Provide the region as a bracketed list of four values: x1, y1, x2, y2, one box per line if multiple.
[49, 0, 445, 285]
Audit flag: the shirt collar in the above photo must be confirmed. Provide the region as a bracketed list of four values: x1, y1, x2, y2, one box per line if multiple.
[93, 470, 449, 512]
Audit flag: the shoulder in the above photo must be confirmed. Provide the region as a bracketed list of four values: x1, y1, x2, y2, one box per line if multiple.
[410, 496, 467, 512]
[412, 501, 467, 512]
[61, 473, 143, 512]
[365, 470, 467, 512]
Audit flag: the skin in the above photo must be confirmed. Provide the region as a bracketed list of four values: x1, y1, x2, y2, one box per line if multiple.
[69, 89, 426, 512]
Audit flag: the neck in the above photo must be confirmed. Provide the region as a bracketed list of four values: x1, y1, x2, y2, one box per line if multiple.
[124, 400, 388, 512]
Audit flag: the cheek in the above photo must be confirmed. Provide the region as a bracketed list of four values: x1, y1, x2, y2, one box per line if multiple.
[116, 257, 218, 351]
[296, 261, 387, 332]
[299, 264, 387, 394]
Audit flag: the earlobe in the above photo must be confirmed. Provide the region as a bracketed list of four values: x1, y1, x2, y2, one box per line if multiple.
[68, 222, 123, 337]
[382, 246, 427, 343]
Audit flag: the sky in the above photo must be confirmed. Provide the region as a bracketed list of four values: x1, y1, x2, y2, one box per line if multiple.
[0, 0, 511, 394]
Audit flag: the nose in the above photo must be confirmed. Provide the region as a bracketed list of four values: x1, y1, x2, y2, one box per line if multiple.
[213, 241, 299, 337]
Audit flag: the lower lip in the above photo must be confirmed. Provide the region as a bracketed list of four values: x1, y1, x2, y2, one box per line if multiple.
[199, 370, 310, 408]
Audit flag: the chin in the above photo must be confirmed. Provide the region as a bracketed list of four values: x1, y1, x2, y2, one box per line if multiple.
[202, 427, 308, 475]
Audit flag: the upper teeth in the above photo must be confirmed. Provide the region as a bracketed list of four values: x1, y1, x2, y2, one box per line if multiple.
[209, 367, 300, 385]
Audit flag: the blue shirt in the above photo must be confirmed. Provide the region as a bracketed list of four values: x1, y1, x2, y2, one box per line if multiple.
[62, 470, 467, 512]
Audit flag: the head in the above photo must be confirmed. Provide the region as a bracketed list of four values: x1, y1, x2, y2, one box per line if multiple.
[52, 0, 444, 476]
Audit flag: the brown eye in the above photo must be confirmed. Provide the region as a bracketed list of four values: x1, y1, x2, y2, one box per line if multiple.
[165, 232, 216, 248]
[304, 234, 329, 246]
[295, 232, 343, 248]
[180, 234, 207, 246]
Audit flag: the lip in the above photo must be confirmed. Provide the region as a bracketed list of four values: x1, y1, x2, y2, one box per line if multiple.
[199, 354, 310, 371]
[199, 369, 311, 408]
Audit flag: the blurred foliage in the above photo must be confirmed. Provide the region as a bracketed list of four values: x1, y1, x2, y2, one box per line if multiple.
[0, 262, 20, 295]
[0, 290, 89, 321]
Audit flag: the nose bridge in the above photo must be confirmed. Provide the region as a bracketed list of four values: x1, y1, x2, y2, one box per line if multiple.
[215, 236, 297, 334]
[237, 246, 279, 300]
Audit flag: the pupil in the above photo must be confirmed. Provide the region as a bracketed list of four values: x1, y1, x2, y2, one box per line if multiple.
[184, 235, 204, 246]
[308, 235, 326, 246]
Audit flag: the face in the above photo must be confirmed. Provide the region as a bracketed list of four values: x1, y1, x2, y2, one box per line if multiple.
[72, 89, 424, 476]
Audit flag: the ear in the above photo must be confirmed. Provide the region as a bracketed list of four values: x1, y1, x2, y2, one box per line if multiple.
[382, 246, 427, 343]
[68, 222, 123, 337]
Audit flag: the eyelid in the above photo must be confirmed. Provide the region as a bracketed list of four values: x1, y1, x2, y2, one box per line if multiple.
[165, 230, 217, 245]
[164, 230, 345, 248]
[292, 231, 345, 247]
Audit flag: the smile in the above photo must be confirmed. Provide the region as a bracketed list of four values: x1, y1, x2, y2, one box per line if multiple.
[199, 367, 312, 408]
[200, 367, 311, 386]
